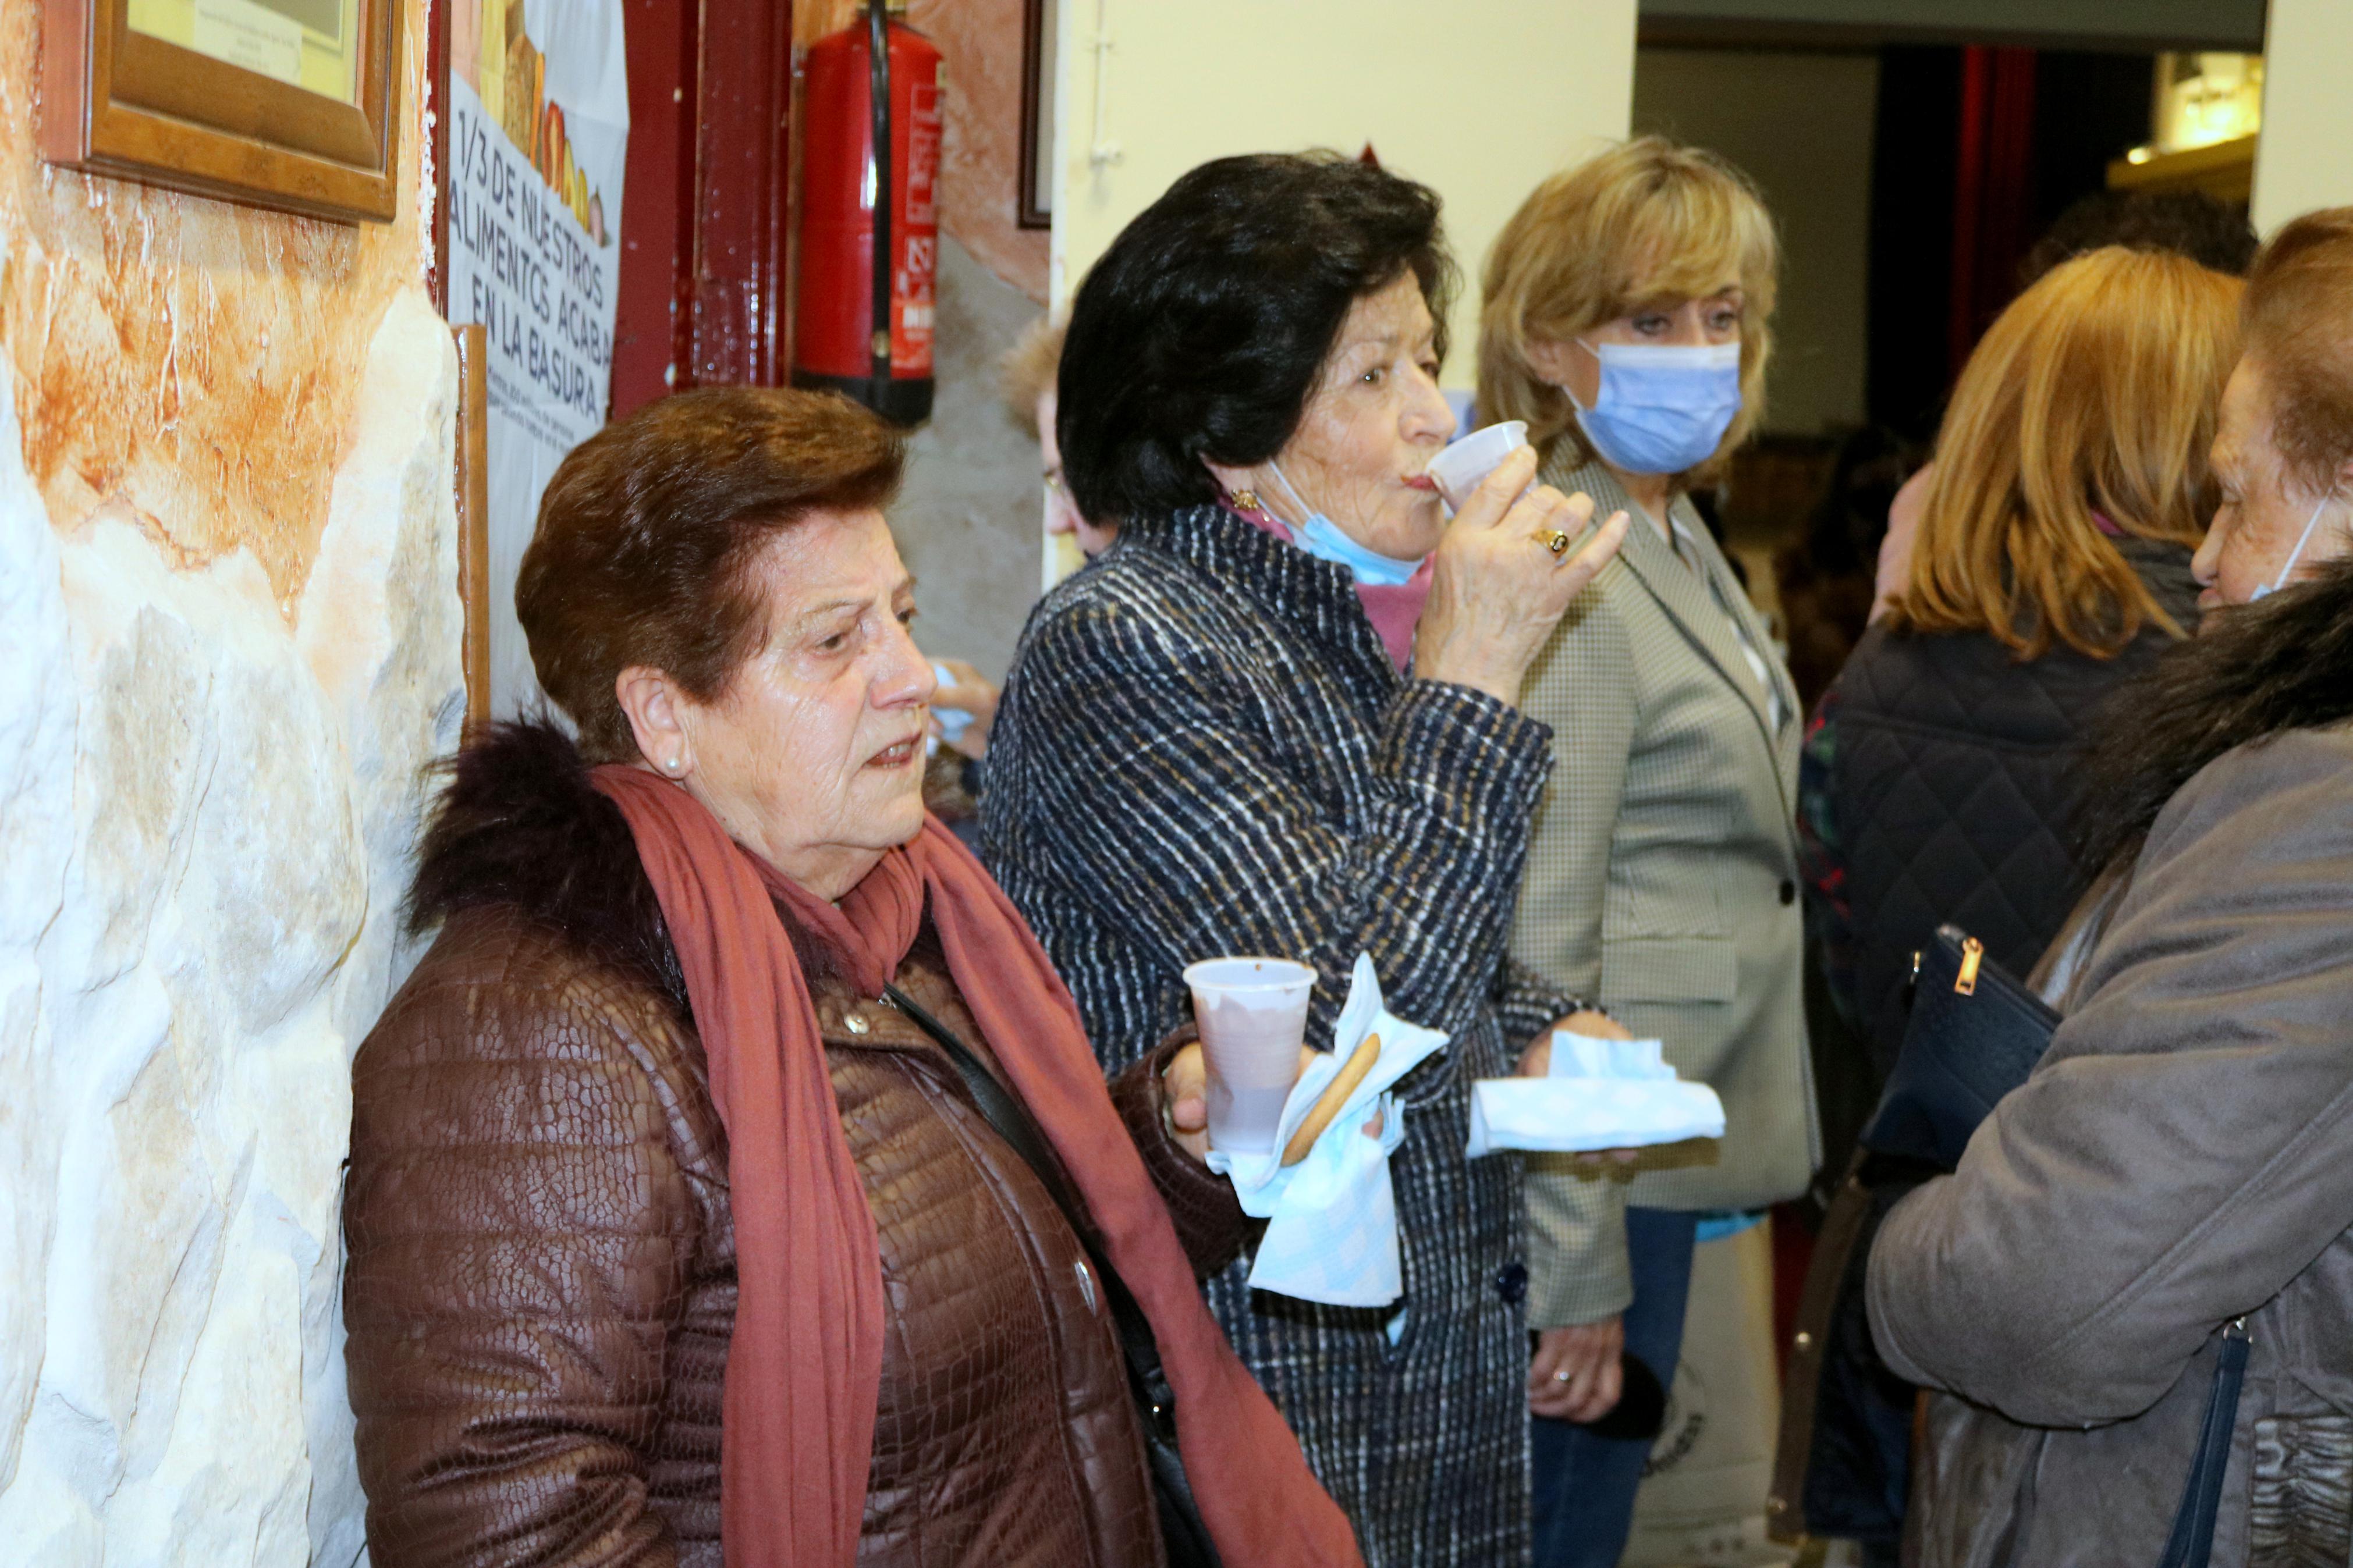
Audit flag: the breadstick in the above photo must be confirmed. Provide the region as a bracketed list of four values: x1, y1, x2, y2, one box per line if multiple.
[1281, 1033, 1382, 1167]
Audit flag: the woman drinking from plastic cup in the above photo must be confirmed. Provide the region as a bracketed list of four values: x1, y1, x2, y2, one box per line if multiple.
[980, 152, 1628, 1565]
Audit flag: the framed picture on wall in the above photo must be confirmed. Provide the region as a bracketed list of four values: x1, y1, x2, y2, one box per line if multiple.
[1017, 0, 1052, 229]
[40, 0, 403, 222]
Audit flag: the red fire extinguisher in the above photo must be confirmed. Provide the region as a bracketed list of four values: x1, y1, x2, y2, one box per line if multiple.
[793, 0, 941, 426]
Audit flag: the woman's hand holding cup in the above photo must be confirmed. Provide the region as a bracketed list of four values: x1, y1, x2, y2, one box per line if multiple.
[1163, 1041, 1388, 1165]
[1414, 446, 1629, 708]
[1163, 1041, 1317, 1164]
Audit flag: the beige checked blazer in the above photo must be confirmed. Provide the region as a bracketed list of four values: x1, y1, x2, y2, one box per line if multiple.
[1513, 457, 1820, 1327]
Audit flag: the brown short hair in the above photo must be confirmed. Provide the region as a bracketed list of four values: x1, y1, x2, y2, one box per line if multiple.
[1887, 247, 2242, 660]
[1478, 136, 1779, 487]
[517, 386, 906, 761]
[2241, 207, 2353, 499]
[1000, 317, 1066, 439]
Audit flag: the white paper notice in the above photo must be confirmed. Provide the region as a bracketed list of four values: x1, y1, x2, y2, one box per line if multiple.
[445, 0, 629, 715]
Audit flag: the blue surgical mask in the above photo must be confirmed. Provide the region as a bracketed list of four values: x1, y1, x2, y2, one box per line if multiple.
[1566, 340, 1742, 476]
[2249, 491, 2334, 601]
[1266, 461, 1426, 586]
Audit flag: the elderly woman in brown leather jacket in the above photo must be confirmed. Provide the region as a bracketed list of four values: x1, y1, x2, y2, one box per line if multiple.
[340, 387, 1360, 1567]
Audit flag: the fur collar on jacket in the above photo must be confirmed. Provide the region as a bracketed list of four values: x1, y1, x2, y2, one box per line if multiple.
[408, 720, 876, 1005]
[2080, 555, 2353, 873]
[406, 720, 688, 1009]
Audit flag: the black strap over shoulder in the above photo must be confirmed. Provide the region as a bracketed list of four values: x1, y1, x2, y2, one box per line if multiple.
[881, 983, 1224, 1568]
[2158, 1320, 2251, 1568]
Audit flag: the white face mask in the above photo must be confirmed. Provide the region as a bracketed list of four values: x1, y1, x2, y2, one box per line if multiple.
[2250, 490, 2335, 601]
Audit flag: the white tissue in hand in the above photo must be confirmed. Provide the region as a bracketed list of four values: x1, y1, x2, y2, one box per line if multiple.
[1464, 1030, 1725, 1158]
[1205, 954, 1448, 1307]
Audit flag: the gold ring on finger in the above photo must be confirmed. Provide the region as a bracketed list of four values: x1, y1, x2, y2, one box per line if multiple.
[1533, 527, 1571, 558]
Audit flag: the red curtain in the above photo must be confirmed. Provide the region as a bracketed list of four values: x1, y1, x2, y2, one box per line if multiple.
[1947, 46, 2038, 375]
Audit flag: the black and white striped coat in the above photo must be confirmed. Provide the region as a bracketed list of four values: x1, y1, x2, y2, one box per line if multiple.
[980, 502, 1588, 1567]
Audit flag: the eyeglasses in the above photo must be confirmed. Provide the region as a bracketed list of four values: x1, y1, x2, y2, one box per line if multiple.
[1043, 468, 1067, 496]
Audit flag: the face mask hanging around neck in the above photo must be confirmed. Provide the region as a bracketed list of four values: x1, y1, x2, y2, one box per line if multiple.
[1264, 460, 1426, 587]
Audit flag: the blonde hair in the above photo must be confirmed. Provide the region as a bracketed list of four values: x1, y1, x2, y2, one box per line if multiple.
[999, 317, 1066, 439]
[1889, 246, 2242, 660]
[1479, 137, 1779, 486]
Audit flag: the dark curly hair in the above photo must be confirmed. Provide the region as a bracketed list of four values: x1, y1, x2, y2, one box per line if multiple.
[2020, 189, 2258, 287]
[516, 386, 906, 762]
[1057, 152, 1457, 524]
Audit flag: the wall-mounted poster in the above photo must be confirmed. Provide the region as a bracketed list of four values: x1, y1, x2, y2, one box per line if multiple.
[443, 0, 628, 715]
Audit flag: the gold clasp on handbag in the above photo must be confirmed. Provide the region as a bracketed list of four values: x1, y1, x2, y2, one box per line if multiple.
[1955, 936, 1985, 997]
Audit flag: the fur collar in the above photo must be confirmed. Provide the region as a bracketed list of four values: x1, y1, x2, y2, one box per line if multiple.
[407, 719, 870, 1004]
[407, 720, 687, 1008]
[2080, 555, 2353, 873]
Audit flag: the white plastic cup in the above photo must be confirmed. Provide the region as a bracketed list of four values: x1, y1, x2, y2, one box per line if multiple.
[1183, 957, 1316, 1154]
[1424, 420, 1531, 513]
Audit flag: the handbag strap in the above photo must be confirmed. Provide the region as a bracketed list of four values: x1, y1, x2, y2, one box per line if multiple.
[2157, 1319, 2252, 1568]
[880, 983, 1183, 1442]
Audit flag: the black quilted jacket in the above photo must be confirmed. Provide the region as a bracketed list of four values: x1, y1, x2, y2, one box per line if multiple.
[1820, 538, 2199, 1073]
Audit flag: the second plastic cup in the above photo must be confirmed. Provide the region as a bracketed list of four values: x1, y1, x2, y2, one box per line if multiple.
[1425, 419, 1531, 513]
[1183, 957, 1316, 1155]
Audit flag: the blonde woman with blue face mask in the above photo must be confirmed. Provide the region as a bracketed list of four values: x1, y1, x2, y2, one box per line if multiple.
[1478, 137, 1818, 1568]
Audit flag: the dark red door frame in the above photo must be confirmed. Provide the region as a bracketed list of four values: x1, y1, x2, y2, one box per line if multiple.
[686, 0, 797, 397]
[613, 0, 797, 415]
[609, 0, 700, 418]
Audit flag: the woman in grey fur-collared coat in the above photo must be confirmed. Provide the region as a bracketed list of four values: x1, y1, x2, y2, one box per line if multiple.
[979, 154, 1630, 1565]
[1870, 209, 2353, 1567]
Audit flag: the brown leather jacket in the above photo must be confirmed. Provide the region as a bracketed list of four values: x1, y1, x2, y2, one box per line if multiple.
[343, 723, 1248, 1567]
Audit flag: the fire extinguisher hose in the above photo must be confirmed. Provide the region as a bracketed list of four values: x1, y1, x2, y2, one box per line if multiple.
[868, 0, 893, 388]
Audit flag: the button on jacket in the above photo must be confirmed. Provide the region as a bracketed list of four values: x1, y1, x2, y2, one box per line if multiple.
[1511, 456, 1820, 1327]
[342, 723, 1245, 1567]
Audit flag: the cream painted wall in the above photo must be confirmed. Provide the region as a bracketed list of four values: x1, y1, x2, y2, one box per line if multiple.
[2253, 0, 2353, 234]
[1047, 0, 1639, 388]
[1633, 48, 1878, 436]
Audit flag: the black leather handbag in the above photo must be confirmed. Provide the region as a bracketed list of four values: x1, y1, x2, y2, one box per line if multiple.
[1854, 925, 2250, 1568]
[882, 983, 1225, 1568]
[1858, 924, 2059, 1170]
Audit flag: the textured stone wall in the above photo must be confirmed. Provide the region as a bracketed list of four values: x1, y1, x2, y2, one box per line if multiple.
[0, 0, 461, 1560]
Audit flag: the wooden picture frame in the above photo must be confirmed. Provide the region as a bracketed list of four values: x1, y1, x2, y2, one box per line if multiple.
[450, 321, 492, 734]
[40, 0, 403, 223]
[1016, 0, 1052, 230]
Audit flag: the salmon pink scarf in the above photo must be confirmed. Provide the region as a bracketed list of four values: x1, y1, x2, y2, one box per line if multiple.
[591, 766, 1361, 1568]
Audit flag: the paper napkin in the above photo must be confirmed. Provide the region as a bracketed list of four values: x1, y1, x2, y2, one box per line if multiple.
[1464, 1030, 1726, 1158]
[1205, 954, 1448, 1307]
